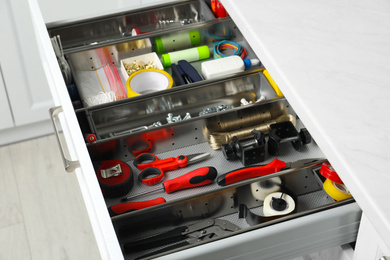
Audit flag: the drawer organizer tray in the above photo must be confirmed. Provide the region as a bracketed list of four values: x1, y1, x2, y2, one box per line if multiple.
[112, 162, 355, 260]
[47, 1, 361, 259]
[48, 0, 216, 50]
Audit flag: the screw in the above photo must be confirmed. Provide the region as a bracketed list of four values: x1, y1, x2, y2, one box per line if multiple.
[172, 115, 182, 122]
[166, 113, 173, 123]
[149, 121, 162, 128]
[183, 112, 191, 120]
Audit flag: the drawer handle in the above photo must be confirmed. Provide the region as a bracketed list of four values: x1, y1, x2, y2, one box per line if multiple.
[380, 257, 390, 260]
[49, 106, 80, 172]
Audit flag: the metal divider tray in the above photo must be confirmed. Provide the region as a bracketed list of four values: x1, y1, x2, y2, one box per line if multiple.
[48, 0, 216, 51]
[111, 156, 355, 260]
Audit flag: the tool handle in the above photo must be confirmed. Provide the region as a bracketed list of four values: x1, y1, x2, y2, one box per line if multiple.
[134, 153, 188, 171]
[163, 167, 217, 193]
[108, 197, 166, 217]
[217, 158, 286, 186]
[124, 226, 186, 254]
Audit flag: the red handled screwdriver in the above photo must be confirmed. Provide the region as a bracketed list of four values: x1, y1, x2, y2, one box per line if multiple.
[108, 197, 166, 217]
[121, 166, 217, 202]
[217, 158, 323, 186]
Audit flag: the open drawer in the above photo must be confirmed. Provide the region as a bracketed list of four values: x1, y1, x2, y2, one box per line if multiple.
[39, 0, 362, 259]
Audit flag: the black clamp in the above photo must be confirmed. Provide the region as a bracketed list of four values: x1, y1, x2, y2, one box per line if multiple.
[222, 130, 266, 166]
[268, 121, 312, 156]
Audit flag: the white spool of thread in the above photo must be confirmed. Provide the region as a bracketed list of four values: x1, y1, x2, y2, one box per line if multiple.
[250, 177, 282, 201]
[263, 192, 295, 217]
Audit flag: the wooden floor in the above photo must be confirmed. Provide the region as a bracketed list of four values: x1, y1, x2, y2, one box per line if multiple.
[0, 134, 345, 260]
[0, 134, 100, 260]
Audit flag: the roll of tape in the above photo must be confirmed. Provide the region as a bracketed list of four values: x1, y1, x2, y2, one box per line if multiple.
[323, 178, 352, 201]
[126, 69, 173, 98]
[320, 162, 343, 184]
[263, 192, 295, 217]
[250, 176, 282, 201]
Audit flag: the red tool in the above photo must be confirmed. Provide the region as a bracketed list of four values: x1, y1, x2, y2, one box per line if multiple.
[108, 197, 166, 217]
[319, 162, 343, 184]
[96, 160, 134, 198]
[121, 166, 217, 202]
[134, 152, 211, 185]
[217, 158, 323, 186]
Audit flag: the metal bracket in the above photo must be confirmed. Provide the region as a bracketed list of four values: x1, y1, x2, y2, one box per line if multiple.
[100, 164, 122, 178]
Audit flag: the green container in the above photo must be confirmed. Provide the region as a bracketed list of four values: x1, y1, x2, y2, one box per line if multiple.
[155, 30, 201, 53]
[162, 45, 210, 67]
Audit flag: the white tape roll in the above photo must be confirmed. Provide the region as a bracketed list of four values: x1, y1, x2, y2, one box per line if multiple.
[263, 192, 295, 217]
[250, 177, 282, 201]
[126, 69, 173, 97]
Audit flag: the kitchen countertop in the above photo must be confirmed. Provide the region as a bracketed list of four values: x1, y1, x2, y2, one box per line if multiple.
[221, 0, 390, 247]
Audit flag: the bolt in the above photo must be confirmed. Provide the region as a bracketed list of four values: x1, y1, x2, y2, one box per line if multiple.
[172, 115, 182, 122]
[183, 112, 191, 120]
[166, 113, 173, 123]
[149, 121, 162, 128]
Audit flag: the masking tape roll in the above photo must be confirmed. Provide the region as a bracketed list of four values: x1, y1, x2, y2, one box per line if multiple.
[250, 177, 282, 201]
[263, 192, 295, 217]
[126, 69, 173, 98]
[323, 178, 352, 201]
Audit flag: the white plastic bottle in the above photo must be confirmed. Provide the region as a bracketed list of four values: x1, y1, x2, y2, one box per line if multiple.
[201, 55, 260, 80]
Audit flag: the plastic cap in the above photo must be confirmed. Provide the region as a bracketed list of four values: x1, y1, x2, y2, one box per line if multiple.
[161, 54, 171, 67]
[271, 197, 288, 211]
[243, 58, 260, 70]
[197, 45, 211, 60]
[155, 37, 164, 53]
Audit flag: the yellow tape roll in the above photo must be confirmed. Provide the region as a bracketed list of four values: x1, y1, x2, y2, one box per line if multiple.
[126, 69, 173, 98]
[323, 178, 352, 201]
[263, 69, 283, 97]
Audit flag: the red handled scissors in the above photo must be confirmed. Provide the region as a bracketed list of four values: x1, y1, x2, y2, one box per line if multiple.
[133, 152, 211, 185]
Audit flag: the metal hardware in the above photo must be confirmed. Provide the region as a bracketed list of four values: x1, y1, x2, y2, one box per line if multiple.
[172, 115, 182, 122]
[149, 121, 162, 128]
[49, 106, 80, 173]
[183, 112, 192, 120]
[379, 257, 390, 260]
[199, 104, 234, 116]
[166, 113, 174, 123]
[100, 164, 122, 178]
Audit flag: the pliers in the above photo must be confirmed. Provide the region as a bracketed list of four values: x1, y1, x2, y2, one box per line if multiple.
[123, 218, 240, 256]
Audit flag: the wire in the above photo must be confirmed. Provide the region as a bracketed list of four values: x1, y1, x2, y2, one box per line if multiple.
[213, 40, 248, 59]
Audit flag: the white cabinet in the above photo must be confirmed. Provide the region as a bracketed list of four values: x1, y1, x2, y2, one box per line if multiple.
[0, 66, 14, 131]
[354, 214, 390, 260]
[0, 0, 55, 145]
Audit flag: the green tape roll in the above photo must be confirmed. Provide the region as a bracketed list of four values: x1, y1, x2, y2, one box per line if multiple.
[155, 30, 201, 54]
[162, 45, 210, 67]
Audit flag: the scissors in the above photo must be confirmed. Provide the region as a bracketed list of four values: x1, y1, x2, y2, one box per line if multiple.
[133, 152, 211, 185]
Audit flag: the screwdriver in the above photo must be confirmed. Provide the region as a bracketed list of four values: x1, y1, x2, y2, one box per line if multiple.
[108, 197, 166, 217]
[121, 166, 217, 202]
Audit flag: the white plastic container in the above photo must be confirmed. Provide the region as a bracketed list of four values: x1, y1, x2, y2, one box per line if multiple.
[201, 55, 259, 80]
[120, 52, 163, 81]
